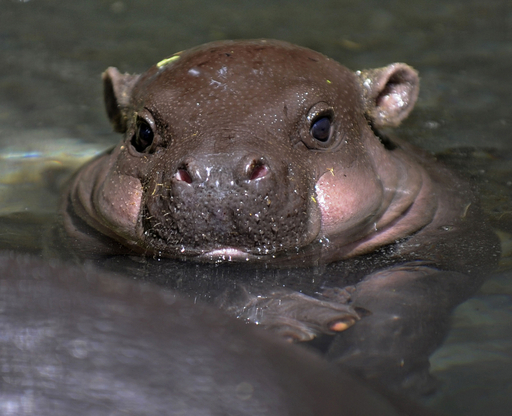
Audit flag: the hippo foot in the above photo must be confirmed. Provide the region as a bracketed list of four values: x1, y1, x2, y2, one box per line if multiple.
[219, 286, 364, 342]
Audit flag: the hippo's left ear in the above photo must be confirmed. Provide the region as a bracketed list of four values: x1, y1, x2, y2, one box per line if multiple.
[356, 63, 419, 128]
[102, 67, 141, 133]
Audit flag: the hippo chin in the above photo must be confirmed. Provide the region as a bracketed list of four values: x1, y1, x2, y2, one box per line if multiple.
[58, 39, 500, 396]
[61, 39, 435, 264]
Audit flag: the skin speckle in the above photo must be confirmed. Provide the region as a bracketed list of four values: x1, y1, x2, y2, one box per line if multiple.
[188, 68, 201, 77]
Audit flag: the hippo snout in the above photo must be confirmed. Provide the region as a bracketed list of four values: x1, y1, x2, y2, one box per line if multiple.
[142, 151, 319, 257]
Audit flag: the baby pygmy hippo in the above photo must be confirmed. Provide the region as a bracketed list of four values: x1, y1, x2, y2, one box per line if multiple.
[59, 40, 499, 395]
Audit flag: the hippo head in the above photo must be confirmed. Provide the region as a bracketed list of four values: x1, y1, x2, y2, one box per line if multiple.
[82, 40, 422, 263]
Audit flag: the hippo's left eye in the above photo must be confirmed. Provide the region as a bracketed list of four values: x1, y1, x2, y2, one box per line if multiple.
[301, 103, 338, 150]
[131, 119, 154, 153]
[310, 117, 331, 142]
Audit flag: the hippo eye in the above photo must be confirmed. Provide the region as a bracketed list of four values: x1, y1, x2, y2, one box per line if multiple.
[131, 119, 154, 152]
[302, 104, 338, 150]
[310, 116, 332, 142]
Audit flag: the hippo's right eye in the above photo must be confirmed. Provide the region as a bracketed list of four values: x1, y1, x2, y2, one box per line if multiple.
[131, 119, 154, 152]
[310, 117, 332, 142]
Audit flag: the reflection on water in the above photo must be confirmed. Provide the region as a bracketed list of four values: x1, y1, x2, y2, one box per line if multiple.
[0, 130, 107, 252]
[1, 0, 511, 415]
[0, 131, 105, 213]
[428, 272, 512, 415]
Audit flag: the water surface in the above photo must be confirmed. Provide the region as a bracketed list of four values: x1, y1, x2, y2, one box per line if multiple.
[1, 0, 511, 414]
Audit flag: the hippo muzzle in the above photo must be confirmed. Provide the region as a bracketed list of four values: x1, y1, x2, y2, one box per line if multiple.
[141, 147, 320, 259]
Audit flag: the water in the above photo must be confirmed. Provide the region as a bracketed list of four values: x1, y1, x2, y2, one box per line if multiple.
[1, 0, 511, 414]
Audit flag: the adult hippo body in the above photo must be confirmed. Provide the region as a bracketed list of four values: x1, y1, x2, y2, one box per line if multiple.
[0, 253, 437, 416]
[58, 40, 499, 394]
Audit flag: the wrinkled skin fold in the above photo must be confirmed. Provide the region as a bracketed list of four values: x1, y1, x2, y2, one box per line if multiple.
[57, 39, 500, 395]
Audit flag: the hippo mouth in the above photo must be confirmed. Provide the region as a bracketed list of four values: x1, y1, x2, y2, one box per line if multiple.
[139, 167, 322, 260]
[139, 210, 317, 261]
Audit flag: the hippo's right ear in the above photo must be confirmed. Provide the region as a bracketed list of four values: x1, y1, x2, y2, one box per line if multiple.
[356, 63, 419, 129]
[102, 67, 141, 133]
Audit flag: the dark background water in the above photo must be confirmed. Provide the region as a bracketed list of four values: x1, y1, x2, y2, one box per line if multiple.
[1, 0, 511, 414]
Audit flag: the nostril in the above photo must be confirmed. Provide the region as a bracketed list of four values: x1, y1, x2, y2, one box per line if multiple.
[248, 160, 269, 181]
[175, 167, 193, 184]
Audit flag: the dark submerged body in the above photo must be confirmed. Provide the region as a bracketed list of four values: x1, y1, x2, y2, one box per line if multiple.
[57, 40, 500, 395]
[0, 253, 438, 416]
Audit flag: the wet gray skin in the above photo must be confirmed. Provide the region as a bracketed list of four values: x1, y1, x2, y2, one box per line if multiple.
[60, 39, 500, 395]
[0, 253, 437, 416]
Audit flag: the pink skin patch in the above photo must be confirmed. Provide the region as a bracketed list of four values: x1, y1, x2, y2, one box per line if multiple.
[97, 174, 142, 239]
[315, 167, 384, 243]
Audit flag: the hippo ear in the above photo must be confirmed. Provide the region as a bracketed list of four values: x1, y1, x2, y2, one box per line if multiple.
[356, 63, 419, 128]
[102, 67, 141, 133]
